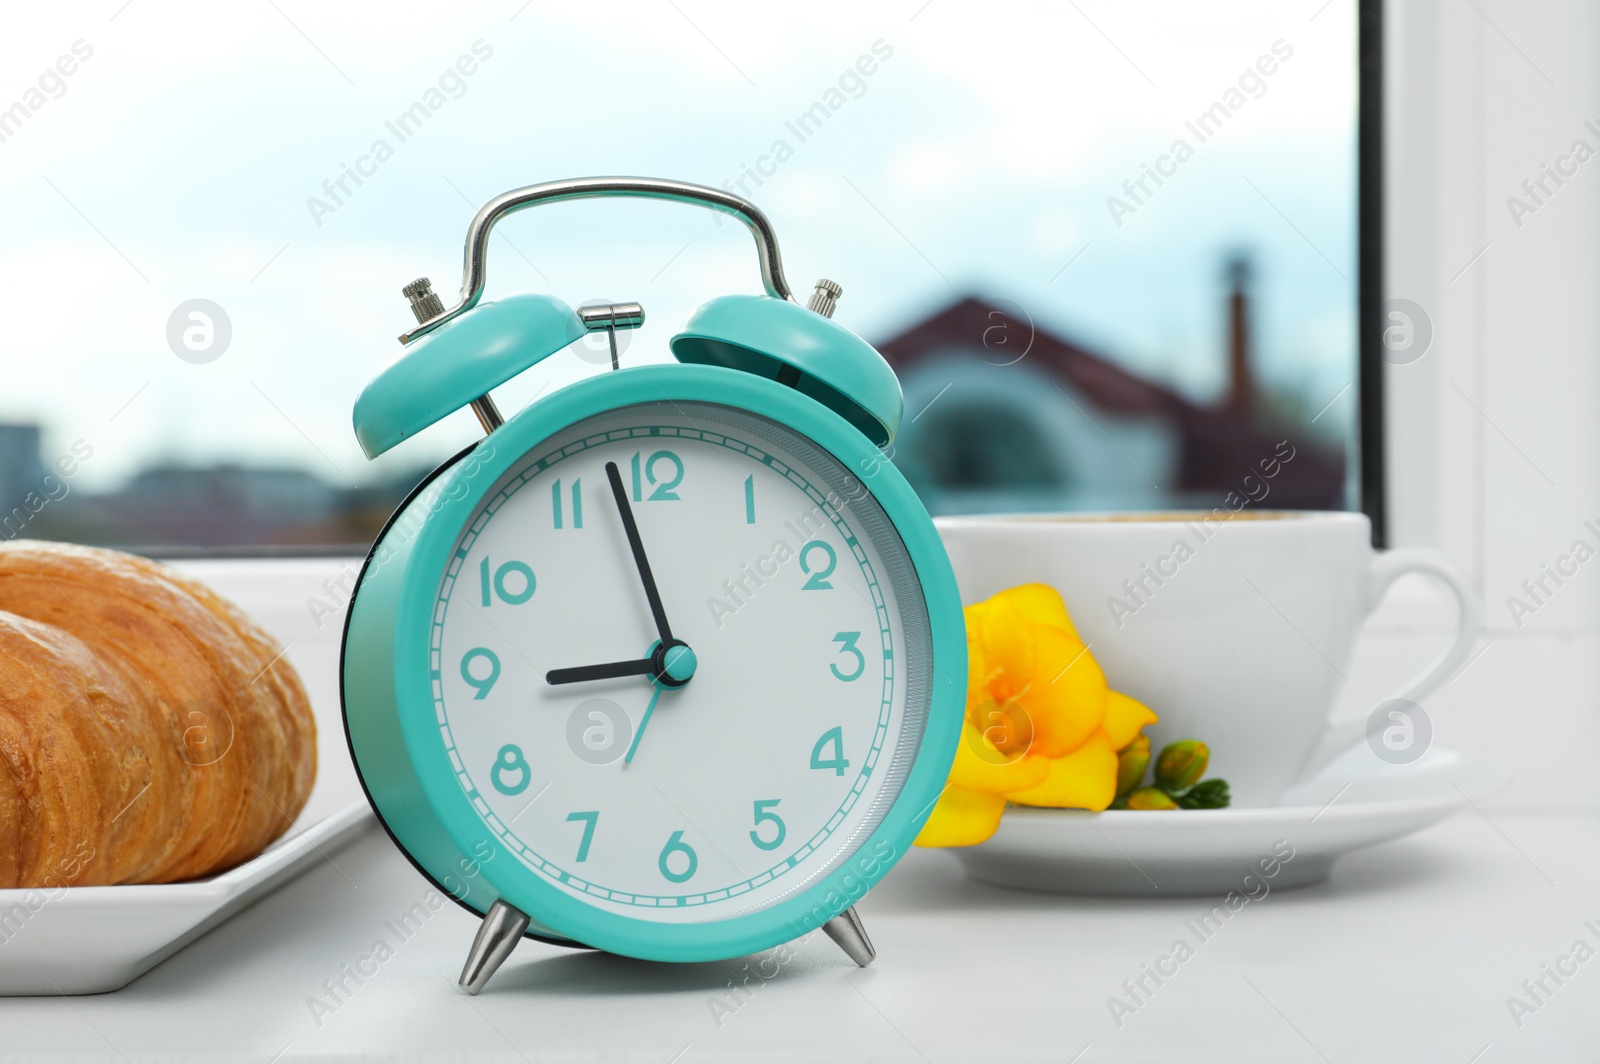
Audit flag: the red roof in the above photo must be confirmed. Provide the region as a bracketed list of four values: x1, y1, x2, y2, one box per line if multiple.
[875, 296, 1344, 505]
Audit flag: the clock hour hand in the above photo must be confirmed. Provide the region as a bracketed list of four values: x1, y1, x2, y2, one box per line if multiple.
[545, 658, 655, 685]
[604, 460, 673, 643]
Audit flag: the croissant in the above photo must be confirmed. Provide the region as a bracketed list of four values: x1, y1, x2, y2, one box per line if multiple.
[0, 541, 316, 887]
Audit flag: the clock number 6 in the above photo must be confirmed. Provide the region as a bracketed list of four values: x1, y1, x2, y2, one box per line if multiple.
[658, 830, 698, 883]
[750, 799, 787, 851]
[799, 541, 837, 590]
[830, 631, 865, 682]
[461, 647, 500, 699]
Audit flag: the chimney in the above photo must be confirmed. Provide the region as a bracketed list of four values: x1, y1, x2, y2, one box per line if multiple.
[1225, 254, 1254, 418]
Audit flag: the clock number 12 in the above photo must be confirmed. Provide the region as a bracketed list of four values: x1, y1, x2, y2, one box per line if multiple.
[631, 450, 684, 502]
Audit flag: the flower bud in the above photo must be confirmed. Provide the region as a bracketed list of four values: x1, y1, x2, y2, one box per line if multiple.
[1155, 740, 1209, 794]
[1115, 734, 1150, 799]
[1176, 778, 1231, 809]
[1126, 786, 1179, 811]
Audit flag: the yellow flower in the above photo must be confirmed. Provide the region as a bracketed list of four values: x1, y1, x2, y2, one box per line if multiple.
[914, 584, 1158, 848]
[1002, 731, 1120, 809]
[948, 720, 1050, 794]
[1100, 691, 1160, 751]
[964, 587, 1106, 757]
[914, 787, 1007, 848]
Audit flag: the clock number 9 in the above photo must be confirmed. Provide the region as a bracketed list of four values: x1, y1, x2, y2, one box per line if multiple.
[631, 450, 684, 502]
[658, 830, 698, 883]
[830, 631, 865, 682]
[479, 557, 535, 606]
[461, 647, 501, 699]
[799, 541, 837, 590]
[749, 799, 787, 851]
[491, 744, 530, 795]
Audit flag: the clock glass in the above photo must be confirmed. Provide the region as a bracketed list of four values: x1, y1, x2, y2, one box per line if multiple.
[431, 399, 933, 923]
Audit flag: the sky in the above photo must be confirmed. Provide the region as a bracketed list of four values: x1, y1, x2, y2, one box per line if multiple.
[0, 0, 1358, 491]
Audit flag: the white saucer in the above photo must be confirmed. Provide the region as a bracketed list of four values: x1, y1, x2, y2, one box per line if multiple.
[949, 745, 1506, 897]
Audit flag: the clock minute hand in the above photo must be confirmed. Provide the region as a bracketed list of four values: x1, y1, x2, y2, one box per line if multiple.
[545, 658, 656, 685]
[604, 460, 673, 643]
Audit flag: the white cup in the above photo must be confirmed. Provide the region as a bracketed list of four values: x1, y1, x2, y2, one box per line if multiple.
[934, 511, 1481, 805]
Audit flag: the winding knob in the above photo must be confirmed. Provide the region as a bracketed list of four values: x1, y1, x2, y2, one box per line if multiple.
[806, 278, 843, 319]
[402, 277, 446, 325]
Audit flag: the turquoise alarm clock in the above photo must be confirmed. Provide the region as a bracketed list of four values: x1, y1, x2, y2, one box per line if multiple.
[341, 177, 964, 994]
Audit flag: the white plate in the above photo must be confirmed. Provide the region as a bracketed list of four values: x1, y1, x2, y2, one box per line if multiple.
[0, 802, 373, 995]
[949, 746, 1506, 896]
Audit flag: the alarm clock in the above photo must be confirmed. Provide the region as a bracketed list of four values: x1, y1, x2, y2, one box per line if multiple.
[341, 177, 964, 994]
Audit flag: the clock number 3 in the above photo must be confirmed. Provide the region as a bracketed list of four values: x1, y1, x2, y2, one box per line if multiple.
[830, 631, 865, 682]
[658, 830, 698, 883]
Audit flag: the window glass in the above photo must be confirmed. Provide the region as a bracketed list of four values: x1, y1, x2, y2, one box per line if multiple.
[0, 1, 1357, 551]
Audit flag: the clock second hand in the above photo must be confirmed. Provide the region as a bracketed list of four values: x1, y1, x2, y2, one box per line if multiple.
[624, 685, 664, 765]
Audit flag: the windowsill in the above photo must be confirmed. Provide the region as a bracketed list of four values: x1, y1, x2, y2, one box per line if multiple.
[178, 553, 1472, 639]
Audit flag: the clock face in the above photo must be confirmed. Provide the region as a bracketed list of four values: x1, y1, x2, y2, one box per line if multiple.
[431, 400, 933, 924]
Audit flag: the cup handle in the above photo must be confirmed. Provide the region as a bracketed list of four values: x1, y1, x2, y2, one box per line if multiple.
[1300, 548, 1482, 778]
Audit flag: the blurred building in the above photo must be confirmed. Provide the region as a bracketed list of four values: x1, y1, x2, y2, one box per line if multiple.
[0, 423, 45, 514]
[77, 465, 341, 547]
[4, 451, 432, 551]
[7, 268, 1346, 551]
[880, 279, 1344, 515]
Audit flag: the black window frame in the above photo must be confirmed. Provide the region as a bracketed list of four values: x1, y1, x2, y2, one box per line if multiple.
[1359, 0, 1386, 547]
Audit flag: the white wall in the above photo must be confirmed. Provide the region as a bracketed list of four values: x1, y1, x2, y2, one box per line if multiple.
[1354, 0, 1600, 808]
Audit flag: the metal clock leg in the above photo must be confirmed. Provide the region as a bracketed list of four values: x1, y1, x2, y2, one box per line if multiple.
[821, 906, 876, 967]
[458, 899, 531, 995]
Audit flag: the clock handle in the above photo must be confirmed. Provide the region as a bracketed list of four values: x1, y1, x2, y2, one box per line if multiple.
[402, 176, 794, 344]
